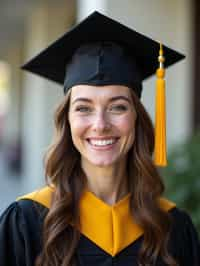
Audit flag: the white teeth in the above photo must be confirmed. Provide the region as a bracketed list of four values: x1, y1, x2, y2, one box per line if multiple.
[89, 139, 117, 146]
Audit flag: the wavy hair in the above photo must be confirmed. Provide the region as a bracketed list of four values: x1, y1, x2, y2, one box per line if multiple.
[36, 88, 178, 266]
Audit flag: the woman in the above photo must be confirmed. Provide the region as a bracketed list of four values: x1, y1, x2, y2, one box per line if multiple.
[0, 11, 199, 266]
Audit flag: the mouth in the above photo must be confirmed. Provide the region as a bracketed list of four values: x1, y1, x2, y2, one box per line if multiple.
[86, 137, 119, 148]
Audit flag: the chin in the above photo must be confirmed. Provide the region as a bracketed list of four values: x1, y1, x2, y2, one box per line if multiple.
[87, 156, 121, 168]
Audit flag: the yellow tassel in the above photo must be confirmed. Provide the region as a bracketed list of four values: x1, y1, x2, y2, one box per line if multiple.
[154, 43, 167, 167]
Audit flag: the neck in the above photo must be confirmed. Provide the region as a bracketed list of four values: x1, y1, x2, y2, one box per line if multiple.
[81, 159, 129, 205]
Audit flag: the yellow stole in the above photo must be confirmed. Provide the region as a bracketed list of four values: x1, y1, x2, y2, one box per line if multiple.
[17, 186, 176, 256]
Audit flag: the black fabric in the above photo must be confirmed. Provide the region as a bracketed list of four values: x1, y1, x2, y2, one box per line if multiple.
[21, 11, 185, 96]
[63, 42, 143, 98]
[0, 200, 47, 266]
[0, 199, 199, 266]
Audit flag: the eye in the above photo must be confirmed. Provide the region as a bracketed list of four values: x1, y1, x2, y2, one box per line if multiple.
[75, 106, 92, 113]
[109, 104, 128, 112]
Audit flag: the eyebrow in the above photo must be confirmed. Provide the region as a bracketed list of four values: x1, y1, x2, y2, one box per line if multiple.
[71, 96, 131, 105]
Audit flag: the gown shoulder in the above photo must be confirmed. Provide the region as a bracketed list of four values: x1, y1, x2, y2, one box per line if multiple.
[0, 199, 48, 266]
[168, 207, 200, 266]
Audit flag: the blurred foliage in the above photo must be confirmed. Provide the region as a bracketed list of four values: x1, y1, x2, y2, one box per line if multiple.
[161, 131, 200, 234]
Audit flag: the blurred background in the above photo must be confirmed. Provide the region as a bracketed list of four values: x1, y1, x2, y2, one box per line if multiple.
[0, 0, 199, 231]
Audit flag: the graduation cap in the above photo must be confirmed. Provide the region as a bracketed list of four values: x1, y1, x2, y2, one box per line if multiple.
[21, 11, 185, 167]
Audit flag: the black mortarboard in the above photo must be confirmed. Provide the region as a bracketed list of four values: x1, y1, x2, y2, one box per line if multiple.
[21, 11, 185, 167]
[21, 11, 184, 97]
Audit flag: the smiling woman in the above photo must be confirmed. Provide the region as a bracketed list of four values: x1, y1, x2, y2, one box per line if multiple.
[0, 11, 200, 266]
[68, 85, 136, 170]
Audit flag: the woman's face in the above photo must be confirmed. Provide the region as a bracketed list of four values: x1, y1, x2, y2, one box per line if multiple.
[68, 85, 137, 167]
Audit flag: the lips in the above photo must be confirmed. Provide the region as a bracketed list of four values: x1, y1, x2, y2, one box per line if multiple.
[86, 137, 119, 147]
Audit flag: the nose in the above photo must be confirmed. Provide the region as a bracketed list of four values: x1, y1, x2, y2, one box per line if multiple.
[92, 111, 111, 133]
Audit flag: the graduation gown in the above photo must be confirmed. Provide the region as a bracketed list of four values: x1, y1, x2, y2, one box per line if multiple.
[0, 186, 200, 266]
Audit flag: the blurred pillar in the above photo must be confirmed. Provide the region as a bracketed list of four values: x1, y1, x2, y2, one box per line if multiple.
[21, 1, 76, 192]
[77, 0, 107, 20]
[22, 4, 49, 191]
[0, 45, 23, 145]
[6, 47, 23, 144]
[0, 44, 23, 176]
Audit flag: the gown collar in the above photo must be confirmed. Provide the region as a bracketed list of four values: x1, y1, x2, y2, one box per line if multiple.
[79, 189, 141, 256]
[17, 186, 176, 256]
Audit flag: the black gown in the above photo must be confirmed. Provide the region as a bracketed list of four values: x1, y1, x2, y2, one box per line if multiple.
[0, 187, 200, 266]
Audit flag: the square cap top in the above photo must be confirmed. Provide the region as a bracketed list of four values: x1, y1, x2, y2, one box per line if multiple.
[21, 11, 185, 89]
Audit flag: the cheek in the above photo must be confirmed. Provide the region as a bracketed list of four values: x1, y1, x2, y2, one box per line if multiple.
[116, 114, 136, 137]
[119, 115, 136, 153]
[69, 116, 90, 141]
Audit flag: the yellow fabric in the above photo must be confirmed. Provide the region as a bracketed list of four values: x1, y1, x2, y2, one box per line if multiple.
[79, 190, 143, 256]
[17, 186, 176, 256]
[16, 185, 54, 208]
[154, 44, 167, 167]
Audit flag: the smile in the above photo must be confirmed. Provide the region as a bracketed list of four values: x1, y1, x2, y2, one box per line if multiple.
[87, 138, 118, 147]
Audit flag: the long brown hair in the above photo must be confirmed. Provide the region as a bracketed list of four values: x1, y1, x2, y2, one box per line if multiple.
[36, 88, 178, 266]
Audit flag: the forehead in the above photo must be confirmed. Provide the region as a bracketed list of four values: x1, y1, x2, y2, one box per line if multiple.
[70, 85, 132, 101]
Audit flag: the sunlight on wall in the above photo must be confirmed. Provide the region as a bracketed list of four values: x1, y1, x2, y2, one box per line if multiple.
[0, 61, 11, 141]
[0, 61, 10, 115]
